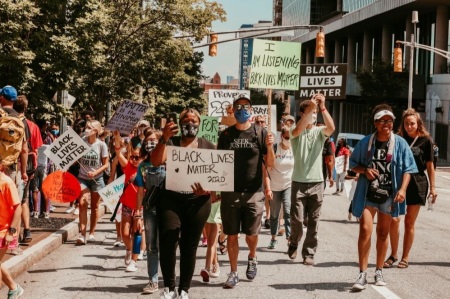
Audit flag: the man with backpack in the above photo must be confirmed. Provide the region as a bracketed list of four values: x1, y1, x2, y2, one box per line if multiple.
[217, 95, 274, 289]
[0, 86, 29, 246]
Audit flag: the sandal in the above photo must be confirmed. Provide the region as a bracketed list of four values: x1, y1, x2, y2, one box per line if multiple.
[218, 236, 227, 255]
[397, 259, 409, 269]
[383, 256, 398, 268]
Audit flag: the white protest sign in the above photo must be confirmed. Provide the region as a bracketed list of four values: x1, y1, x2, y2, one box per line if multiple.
[251, 105, 277, 133]
[98, 175, 125, 222]
[335, 155, 349, 174]
[44, 127, 91, 171]
[166, 146, 234, 192]
[249, 39, 301, 90]
[208, 89, 250, 117]
[105, 99, 149, 135]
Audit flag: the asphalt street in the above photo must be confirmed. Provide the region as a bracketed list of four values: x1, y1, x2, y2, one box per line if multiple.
[2, 170, 450, 299]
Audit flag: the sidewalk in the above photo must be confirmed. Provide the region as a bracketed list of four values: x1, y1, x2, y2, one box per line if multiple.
[2, 202, 108, 282]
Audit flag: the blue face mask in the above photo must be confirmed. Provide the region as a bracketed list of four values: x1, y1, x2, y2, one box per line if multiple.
[234, 109, 251, 124]
[51, 129, 59, 136]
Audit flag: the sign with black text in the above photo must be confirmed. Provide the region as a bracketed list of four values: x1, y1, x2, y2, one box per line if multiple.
[105, 100, 149, 134]
[208, 89, 250, 117]
[299, 63, 347, 100]
[44, 128, 91, 171]
[166, 146, 234, 192]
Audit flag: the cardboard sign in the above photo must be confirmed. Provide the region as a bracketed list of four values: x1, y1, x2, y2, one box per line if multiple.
[105, 100, 149, 135]
[251, 105, 277, 133]
[208, 89, 250, 117]
[166, 146, 234, 192]
[42, 170, 81, 203]
[299, 63, 348, 100]
[335, 155, 349, 174]
[198, 116, 219, 144]
[249, 39, 301, 90]
[44, 128, 91, 171]
[98, 175, 125, 222]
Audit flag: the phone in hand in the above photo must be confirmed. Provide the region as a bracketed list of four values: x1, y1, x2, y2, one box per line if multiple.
[166, 112, 177, 124]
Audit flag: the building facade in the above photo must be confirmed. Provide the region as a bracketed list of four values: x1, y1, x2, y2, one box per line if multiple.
[279, 0, 450, 164]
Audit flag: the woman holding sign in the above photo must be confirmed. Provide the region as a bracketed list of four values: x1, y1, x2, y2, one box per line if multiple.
[76, 120, 109, 245]
[151, 108, 214, 299]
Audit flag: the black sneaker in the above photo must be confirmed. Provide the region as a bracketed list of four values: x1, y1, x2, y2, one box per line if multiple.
[23, 229, 32, 243]
[352, 272, 368, 291]
[246, 257, 257, 280]
[264, 219, 270, 229]
[287, 244, 298, 260]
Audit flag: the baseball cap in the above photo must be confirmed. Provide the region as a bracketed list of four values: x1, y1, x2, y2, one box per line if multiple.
[284, 115, 295, 123]
[233, 94, 252, 105]
[0, 85, 18, 101]
[374, 110, 396, 121]
[137, 119, 150, 127]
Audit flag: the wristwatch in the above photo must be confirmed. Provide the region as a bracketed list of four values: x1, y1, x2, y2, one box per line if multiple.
[159, 138, 167, 145]
[8, 227, 17, 234]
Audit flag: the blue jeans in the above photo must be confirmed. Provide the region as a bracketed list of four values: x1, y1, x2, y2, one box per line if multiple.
[269, 188, 291, 238]
[144, 207, 158, 283]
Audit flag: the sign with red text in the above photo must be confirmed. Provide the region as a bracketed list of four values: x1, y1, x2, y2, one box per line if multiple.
[42, 171, 81, 203]
[44, 128, 91, 171]
[166, 146, 234, 192]
[299, 63, 347, 99]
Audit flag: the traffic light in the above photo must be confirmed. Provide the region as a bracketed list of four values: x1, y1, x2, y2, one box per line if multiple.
[394, 44, 402, 72]
[209, 34, 218, 57]
[315, 28, 325, 58]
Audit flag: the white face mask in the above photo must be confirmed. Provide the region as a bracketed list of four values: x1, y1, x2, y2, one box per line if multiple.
[282, 139, 291, 147]
[311, 113, 317, 125]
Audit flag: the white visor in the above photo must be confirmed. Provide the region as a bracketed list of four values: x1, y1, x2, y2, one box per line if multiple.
[374, 110, 395, 121]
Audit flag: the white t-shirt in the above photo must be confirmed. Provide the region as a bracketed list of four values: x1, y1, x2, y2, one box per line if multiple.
[78, 138, 109, 180]
[268, 143, 295, 191]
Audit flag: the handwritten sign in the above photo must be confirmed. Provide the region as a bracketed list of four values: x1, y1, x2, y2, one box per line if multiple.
[98, 175, 125, 222]
[208, 89, 250, 117]
[249, 39, 301, 90]
[251, 105, 277, 133]
[166, 146, 234, 192]
[105, 100, 149, 135]
[335, 155, 349, 174]
[198, 116, 219, 144]
[42, 170, 81, 203]
[44, 128, 91, 171]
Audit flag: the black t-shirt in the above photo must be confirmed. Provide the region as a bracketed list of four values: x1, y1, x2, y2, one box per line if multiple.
[369, 140, 392, 193]
[403, 135, 433, 175]
[217, 124, 267, 192]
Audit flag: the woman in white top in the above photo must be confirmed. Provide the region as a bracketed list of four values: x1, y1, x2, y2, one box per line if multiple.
[265, 126, 295, 249]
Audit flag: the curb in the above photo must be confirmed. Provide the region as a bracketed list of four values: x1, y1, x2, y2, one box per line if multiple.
[3, 205, 108, 280]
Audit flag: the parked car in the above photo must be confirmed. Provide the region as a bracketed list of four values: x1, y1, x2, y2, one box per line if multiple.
[336, 133, 365, 152]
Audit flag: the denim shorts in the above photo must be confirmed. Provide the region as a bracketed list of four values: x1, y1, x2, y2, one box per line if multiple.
[365, 197, 394, 215]
[79, 176, 105, 192]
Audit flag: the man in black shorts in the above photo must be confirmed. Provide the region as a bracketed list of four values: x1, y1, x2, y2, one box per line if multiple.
[218, 96, 274, 289]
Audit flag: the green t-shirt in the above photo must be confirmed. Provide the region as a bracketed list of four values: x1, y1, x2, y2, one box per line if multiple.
[290, 126, 327, 183]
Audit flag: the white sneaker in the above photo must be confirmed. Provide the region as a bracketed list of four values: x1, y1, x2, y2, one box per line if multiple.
[210, 264, 220, 278]
[125, 250, 132, 266]
[137, 250, 145, 260]
[73, 208, 79, 215]
[50, 205, 56, 212]
[32, 211, 39, 218]
[65, 206, 75, 214]
[76, 235, 86, 245]
[125, 260, 137, 272]
[179, 290, 189, 299]
[88, 234, 95, 242]
[160, 287, 177, 299]
[113, 239, 122, 247]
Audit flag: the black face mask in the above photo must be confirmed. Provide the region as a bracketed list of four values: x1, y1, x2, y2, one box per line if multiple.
[180, 123, 199, 138]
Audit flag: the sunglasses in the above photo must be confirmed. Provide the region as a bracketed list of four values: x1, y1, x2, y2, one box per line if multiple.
[255, 120, 266, 124]
[234, 104, 250, 111]
[130, 155, 140, 161]
[376, 119, 394, 125]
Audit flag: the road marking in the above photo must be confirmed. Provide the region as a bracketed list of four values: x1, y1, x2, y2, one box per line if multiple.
[371, 285, 401, 299]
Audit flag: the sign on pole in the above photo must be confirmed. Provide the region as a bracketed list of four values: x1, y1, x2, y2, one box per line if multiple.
[251, 105, 277, 133]
[44, 127, 91, 171]
[105, 99, 149, 135]
[208, 89, 250, 117]
[335, 155, 349, 174]
[198, 116, 219, 144]
[98, 175, 125, 222]
[299, 63, 348, 99]
[165, 146, 234, 192]
[249, 39, 301, 91]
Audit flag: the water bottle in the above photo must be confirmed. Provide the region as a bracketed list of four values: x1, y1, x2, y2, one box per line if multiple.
[427, 195, 434, 211]
[132, 231, 142, 254]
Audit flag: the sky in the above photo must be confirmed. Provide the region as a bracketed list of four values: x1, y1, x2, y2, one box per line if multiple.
[199, 0, 273, 81]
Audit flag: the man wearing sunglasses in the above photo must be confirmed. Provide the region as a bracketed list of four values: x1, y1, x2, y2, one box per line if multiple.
[218, 96, 274, 289]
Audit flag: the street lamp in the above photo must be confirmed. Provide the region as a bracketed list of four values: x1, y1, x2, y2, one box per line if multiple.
[408, 11, 419, 109]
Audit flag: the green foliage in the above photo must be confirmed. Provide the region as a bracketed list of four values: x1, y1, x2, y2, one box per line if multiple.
[356, 59, 408, 104]
[0, 0, 226, 122]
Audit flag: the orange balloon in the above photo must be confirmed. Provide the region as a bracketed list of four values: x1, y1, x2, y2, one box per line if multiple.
[42, 170, 81, 203]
